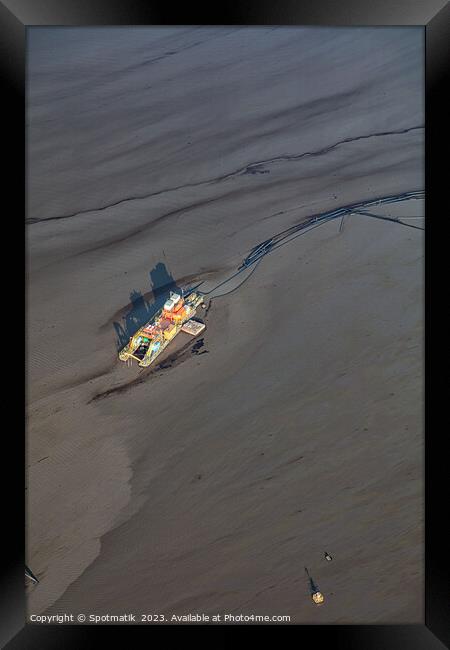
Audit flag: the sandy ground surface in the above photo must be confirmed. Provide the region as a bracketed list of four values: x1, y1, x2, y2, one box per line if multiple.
[26, 27, 424, 623]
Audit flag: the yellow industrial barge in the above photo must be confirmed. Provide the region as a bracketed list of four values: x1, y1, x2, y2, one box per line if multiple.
[119, 291, 206, 367]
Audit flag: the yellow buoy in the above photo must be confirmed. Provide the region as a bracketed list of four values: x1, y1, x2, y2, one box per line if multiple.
[312, 591, 324, 605]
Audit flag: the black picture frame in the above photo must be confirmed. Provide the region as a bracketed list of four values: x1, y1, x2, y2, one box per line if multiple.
[3, 0, 447, 646]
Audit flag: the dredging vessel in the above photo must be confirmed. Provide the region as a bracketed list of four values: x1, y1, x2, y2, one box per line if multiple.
[118, 291, 206, 367]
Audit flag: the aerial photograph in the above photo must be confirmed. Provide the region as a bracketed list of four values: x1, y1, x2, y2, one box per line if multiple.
[26, 26, 424, 624]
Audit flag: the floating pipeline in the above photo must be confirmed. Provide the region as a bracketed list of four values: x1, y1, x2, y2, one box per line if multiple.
[239, 190, 424, 269]
[199, 190, 423, 301]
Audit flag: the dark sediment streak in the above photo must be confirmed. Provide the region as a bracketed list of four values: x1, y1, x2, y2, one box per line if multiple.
[26, 125, 423, 225]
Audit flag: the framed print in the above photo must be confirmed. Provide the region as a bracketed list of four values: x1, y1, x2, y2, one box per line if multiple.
[2, 0, 447, 646]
